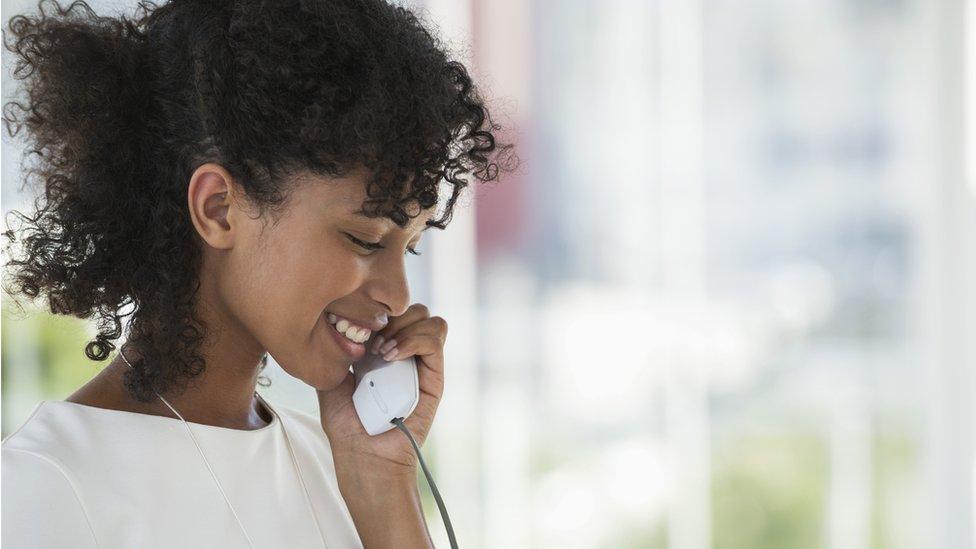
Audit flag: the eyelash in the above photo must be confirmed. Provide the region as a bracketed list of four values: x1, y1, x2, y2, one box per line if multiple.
[344, 233, 422, 256]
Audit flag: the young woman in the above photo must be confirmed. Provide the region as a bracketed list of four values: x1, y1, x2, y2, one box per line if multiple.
[0, 0, 510, 547]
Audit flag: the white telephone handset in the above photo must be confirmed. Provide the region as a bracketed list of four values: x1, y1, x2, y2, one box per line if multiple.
[350, 351, 420, 436]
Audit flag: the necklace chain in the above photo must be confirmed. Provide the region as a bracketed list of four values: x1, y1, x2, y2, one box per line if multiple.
[118, 345, 330, 548]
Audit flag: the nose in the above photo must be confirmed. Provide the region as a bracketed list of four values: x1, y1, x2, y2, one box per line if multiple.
[367, 254, 411, 317]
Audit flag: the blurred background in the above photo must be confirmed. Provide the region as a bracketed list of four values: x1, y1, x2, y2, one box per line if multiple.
[3, 0, 976, 548]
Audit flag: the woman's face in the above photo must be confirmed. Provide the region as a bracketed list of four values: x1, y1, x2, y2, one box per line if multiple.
[193, 165, 434, 390]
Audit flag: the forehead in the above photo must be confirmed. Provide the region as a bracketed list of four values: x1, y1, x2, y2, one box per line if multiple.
[321, 172, 436, 233]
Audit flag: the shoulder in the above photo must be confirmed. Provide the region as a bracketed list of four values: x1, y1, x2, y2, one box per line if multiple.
[2, 400, 73, 454]
[2, 400, 104, 459]
[2, 443, 99, 547]
[1, 400, 92, 506]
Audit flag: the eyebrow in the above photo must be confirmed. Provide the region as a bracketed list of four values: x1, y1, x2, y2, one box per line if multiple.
[350, 207, 433, 234]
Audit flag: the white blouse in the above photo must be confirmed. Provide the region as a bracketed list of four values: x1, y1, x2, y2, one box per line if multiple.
[1, 393, 364, 548]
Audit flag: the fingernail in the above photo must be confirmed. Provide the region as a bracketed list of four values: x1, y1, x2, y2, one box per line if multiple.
[379, 338, 397, 354]
[383, 347, 399, 361]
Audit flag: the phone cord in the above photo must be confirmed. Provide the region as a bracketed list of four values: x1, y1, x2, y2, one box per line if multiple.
[391, 417, 458, 549]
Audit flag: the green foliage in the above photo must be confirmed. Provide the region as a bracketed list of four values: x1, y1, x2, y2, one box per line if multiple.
[870, 428, 919, 549]
[711, 432, 828, 549]
[2, 302, 99, 436]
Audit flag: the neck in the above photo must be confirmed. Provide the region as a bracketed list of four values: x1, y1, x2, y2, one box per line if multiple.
[113, 344, 271, 431]
[114, 295, 272, 430]
[101, 254, 279, 430]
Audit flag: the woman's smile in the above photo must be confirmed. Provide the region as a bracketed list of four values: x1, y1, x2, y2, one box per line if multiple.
[324, 311, 368, 360]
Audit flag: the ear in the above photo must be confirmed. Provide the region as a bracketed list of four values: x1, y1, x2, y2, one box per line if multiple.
[187, 163, 243, 250]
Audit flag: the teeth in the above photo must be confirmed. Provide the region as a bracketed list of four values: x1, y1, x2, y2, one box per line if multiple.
[327, 313, 370, 344]
[342, 326, 369, 343]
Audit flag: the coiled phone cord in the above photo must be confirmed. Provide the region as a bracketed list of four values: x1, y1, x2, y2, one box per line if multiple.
[391, 417, 458, 549]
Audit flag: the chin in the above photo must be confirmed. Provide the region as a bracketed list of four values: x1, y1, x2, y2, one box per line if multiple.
[289, 358, 351, 391]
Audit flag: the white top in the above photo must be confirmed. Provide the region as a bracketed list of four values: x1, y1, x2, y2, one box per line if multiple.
[1, 393, 364, 548]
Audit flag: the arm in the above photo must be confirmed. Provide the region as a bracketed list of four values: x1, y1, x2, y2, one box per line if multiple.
[2, 448, 99, 549]
[334, 454, 433, 549]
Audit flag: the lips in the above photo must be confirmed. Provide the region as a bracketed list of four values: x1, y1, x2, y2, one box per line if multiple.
[324, 311, 367, 360]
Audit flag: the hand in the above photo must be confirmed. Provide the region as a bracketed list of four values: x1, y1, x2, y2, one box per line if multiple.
[316, 303, 447, 476]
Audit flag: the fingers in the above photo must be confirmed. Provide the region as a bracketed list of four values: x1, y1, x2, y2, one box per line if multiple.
[384, 303, 430, 336]
[383, 332, 443, 364]
[369, 303, 435, 354]
[373, 315, 447, 358]
[367, 303, 428, 351]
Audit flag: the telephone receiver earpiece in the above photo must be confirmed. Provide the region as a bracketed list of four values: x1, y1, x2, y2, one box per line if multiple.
[350, 350, 420, 436]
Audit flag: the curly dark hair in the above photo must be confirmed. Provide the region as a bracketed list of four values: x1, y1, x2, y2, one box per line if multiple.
[1, 0, 514, 402]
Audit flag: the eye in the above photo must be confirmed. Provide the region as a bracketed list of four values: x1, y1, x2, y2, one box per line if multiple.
[344, 232, 382, 252]
[345, 232, 422, 256]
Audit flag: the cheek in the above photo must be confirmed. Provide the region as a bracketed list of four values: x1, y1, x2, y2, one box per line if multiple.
[258, 238, 367, 385]
[217, 235, 296, 337]
[243, 232, 364, 331]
